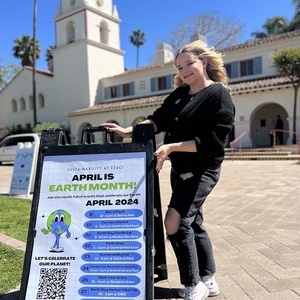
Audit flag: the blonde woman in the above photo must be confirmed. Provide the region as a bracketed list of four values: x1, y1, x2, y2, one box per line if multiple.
[101, 40, 235, 300]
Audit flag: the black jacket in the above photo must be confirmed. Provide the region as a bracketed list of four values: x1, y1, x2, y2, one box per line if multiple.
[148, 83, 235, 173]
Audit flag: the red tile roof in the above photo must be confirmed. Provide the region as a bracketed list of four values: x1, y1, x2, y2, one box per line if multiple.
[220, 30, 300, 53]
[24, 66, 54, 77]
[65, 76, 291, 117]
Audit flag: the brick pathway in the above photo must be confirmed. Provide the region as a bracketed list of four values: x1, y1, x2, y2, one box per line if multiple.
[1, 160, 300, 299]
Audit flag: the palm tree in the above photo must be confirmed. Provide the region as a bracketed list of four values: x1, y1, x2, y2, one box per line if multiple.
[270, 48, 300, 144]
[12, 34, 41, 67]
[251, 16, 290, 39]
[290, 0, 300, 30]
[129, 29, 146, 68]
[46, 45, 56, 72]
[251, 0, 300, 38]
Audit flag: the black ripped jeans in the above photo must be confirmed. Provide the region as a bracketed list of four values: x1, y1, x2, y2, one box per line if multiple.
[167, 165, 220, 286]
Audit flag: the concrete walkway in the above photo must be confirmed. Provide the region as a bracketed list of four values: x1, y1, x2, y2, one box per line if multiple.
[1, 160, 300, 299]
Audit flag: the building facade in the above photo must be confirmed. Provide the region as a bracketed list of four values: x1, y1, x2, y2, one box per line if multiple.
[0, 0, 299, 148]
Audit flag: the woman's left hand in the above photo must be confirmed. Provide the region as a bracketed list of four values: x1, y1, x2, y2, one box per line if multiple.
[154, 144, 170, 173]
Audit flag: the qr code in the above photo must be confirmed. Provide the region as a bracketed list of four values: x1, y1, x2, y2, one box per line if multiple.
[36, 268, 68, 299]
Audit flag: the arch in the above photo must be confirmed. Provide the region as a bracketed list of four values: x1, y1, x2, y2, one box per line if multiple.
[66, 20, 75, 44]
[20, 97, 26, 111]
[76, 122, 92, 144]
[132, 116, 146, 125]
[105, 119, 122, 142]
[38, 93, 45, 108]
[250, 103, 289, 147]
[99, 20, 109, 45]
[12, 99, 17, 112]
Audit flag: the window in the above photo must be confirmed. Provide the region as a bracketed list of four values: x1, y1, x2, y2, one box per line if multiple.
[110, 86, 117, 98]
[224, 64, 231, 78]
[20, 97, 26, 111]
[226, 57, 262, 79]
[122, 84, 130, 96]
[12, 99, 17, 112]
[38, 94, 45, 108]
[151, 75, 173, 92]
[104, 82, 134, 99]
[66, 20, 75, 44]
[240, 59, 254, 77]
[100, 21, 109, 45]
[157, 77, 166, 90]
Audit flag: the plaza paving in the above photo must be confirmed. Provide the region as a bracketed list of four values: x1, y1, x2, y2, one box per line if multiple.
[1, 159, 300, 299]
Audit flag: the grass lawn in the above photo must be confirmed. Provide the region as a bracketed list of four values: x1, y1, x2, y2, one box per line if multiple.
[0, 243, 24, 295]
[0, 195, 32, 295]
[0, 195, 32, 242]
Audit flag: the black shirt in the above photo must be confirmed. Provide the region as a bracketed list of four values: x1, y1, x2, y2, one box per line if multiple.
[148, 83, 235, 173]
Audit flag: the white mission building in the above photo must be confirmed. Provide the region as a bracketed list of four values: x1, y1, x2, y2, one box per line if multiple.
[0, 0, 299, 148]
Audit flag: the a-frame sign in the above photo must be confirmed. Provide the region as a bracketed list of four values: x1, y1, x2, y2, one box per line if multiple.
[19, 124, 167, 300]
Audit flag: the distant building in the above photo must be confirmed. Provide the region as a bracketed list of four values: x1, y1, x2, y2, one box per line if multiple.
[0, 0, 299, 147]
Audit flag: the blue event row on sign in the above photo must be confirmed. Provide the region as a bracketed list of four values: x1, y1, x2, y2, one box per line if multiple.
[79, 275, 140, 285]
[81, 252, 141, 262]
[85, 209, 143, 219]
[83, 230, 142, 240]
[82, 241, 142, 251]
[80, 263, 142, 273]
[84, 219, 142, 229]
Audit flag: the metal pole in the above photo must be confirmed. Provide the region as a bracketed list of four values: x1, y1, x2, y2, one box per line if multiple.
[33, 0, 37, 127]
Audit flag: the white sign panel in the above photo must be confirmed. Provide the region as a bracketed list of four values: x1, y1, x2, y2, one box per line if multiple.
[10, 142, 38, 197]
[25, 152, 147, 300]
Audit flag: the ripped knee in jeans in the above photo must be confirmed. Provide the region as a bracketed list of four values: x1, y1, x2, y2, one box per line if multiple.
[179, 172, 194, 180]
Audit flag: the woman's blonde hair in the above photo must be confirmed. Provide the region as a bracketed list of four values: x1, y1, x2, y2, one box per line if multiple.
[173, 40, 228, 88]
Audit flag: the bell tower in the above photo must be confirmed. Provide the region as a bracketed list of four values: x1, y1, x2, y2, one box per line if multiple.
[52, 0, 124, 110]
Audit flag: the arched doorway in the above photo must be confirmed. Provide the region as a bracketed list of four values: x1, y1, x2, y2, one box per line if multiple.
[77, 122, 92, 144]
[250, 103, 288, 147]
[105, 120, 122, 143]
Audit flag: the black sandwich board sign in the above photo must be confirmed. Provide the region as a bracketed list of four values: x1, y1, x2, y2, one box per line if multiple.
[19, 124, 167, 300]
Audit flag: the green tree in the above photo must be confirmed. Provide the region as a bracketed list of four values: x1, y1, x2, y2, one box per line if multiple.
[129, 30, 146, 68]
[251, 16, 290, 39]
[270, 48, 300, 144]
[0, 58, 21, 91]
[290, 0, 300, 30]
[12, 35, 41, 67]
[251, 0, 300, 38]
[45, 45, 56, 72]
[45, 45, 56, 62]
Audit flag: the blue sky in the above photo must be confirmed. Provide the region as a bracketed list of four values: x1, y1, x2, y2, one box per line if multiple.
[0, 0, 295, 71]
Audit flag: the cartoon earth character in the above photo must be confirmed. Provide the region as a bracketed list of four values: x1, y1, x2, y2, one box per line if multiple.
[41, 209, 71, 252]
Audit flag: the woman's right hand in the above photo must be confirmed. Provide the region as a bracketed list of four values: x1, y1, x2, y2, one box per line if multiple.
[99, 123, 132, 137]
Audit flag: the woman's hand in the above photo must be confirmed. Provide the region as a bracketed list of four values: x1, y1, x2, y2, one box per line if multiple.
[154, 140, 197, 172]
[154, 144, 171, 173]
[100, 123, 132, 136]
